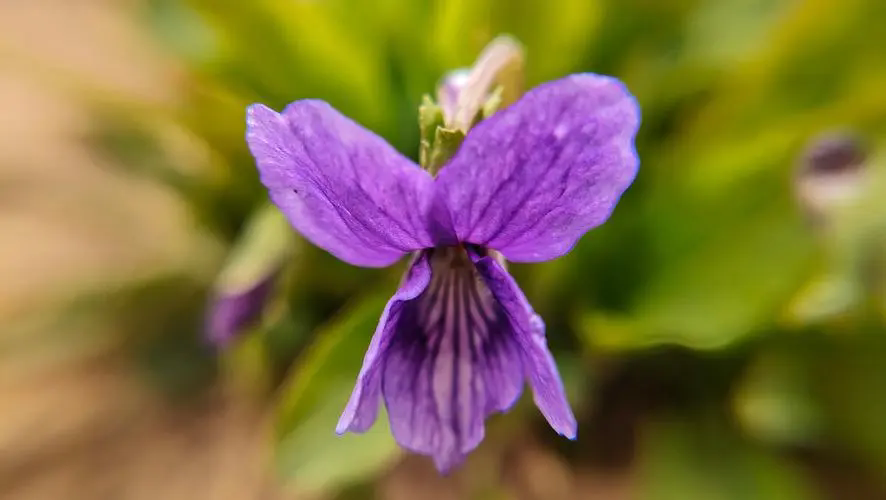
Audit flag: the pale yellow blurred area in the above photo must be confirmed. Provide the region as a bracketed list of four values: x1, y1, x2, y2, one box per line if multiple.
[0, 0, 184, 328]
[0, 2, 279, 498]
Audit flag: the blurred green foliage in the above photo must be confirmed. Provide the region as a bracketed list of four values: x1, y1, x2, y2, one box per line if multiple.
[74, 0, 886, 497]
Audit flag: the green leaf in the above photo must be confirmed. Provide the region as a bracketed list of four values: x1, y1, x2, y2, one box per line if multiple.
[810, 332, 886, 472]
[637, 418, 820, 500]
[500, 0, 600, 82]
[144, 0, 218, 65]
[732, 350, 824, 447]
[582, 197, 816, 350]
[277, 392, 399, 496]
[87, 110, 201, 199]
[275, 293, 401, 495]
[683, 0, 792, 65]
[213, 203, 295, 295]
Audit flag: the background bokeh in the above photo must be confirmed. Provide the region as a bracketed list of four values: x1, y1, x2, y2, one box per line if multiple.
[3, 0, 886, 498]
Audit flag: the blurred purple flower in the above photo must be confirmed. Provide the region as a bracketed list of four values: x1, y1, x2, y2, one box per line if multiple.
[795, 131, 869, 223]
[206, 267, 279, 346]
[245, 74, 640, 471]
[205, 203, 293, 346]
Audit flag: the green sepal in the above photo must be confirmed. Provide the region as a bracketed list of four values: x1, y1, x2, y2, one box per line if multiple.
[427, 127, 466, 175]
[418, 94, 444, 169]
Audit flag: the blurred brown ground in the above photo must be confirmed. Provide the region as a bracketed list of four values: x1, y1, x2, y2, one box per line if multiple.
[0, 1, 281, 499]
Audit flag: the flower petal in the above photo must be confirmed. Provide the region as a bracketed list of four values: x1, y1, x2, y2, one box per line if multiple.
[385, 249, 527, 471]
[336, 252, 433, 434]
[247, 101, 441, 267]
[340, 248, 525, 471]
[435, 74, 640, 262]
[437, 68, 470, 126]
[471, 250, 577, 438]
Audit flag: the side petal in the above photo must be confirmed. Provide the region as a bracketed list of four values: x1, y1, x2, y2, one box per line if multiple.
[336, 252, 433, 434]
[379, 248, 525, 472]
[247, 101, 440, 268]
[435, 74, 640, 262]
[471, 251, 577, 438]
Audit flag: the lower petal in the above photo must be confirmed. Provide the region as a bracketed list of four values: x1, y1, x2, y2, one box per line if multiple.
[379, 247, 525, 471]
[471, 250, 578, 439]
[338, 246, 574, 472]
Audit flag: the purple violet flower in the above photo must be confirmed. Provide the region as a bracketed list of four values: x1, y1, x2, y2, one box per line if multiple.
[206, 204, 294, 346]
[245, 73, 640, 471]
[206, 269, 278, 345]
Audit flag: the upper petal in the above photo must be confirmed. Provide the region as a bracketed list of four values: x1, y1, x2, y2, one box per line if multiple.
[434, 74, 640, 262]
[471, 249, 577, 438]
[246, 101, 439, 267]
